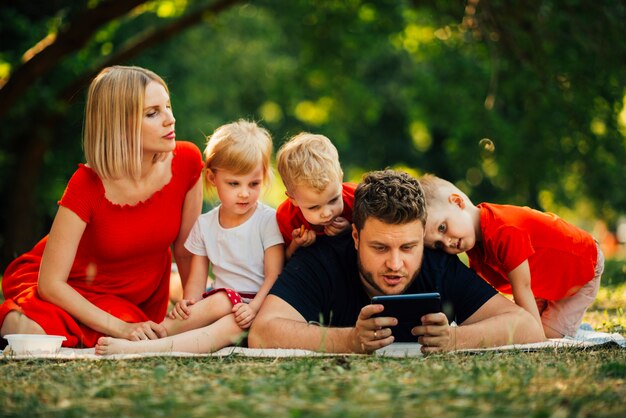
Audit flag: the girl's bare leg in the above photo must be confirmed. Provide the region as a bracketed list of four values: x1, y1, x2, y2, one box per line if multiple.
[1, 311, 46, 336]
[96, 314, 244, 355]
[161, 291, 233, 336]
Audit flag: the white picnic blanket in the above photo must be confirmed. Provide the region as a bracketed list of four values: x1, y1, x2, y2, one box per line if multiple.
[2, 327, 624, 360]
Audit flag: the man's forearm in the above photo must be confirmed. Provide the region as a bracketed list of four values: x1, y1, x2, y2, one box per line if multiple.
[454, 308, 545, 350]
[249, 317, 359, 353]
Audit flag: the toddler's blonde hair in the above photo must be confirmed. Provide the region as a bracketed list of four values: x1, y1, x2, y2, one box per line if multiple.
[419, 174, 471, 209]
[276, 132, 343, 193]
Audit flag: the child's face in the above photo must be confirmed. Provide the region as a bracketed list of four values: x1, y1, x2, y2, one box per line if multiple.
[423, 199, 477, 254]
[289, 182, 344, 227]
[209, 163, 263, 220]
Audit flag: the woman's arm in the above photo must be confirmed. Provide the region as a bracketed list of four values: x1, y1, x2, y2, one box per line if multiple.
[37, 207, 166, 340]
[182, 254, 210, 301]
[168, 253, 210, 320]
[172, 177, 203, 288]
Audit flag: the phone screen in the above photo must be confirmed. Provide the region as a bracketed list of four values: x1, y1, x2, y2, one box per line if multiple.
[371, 293, 442, 342]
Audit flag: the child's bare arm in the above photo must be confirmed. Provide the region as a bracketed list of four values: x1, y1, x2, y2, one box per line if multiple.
[234, 244, 285, 328]
[508, 260, 544, 334]
[249, 244, 285, 313]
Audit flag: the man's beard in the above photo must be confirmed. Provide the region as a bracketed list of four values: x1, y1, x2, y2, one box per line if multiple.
[356, 249, 420, 296]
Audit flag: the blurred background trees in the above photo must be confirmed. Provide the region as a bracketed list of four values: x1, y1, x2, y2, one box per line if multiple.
[1, 0, 625, 269]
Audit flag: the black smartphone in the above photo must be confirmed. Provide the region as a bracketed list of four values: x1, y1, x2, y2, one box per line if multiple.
[371, 293, 442, 341]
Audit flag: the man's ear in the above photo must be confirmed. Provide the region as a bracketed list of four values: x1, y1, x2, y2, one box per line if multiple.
[352, 224, 359, 250]
[448, 193, 466, 209]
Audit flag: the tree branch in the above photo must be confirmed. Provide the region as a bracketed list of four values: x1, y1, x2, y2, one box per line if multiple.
[0, 0, 245, 270]
[59, 0, 244, 104]
[0, 0, 147, 119]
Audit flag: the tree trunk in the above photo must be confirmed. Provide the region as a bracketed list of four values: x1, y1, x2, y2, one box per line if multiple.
[2, 127, 51, 268]
[0, 0, 244, 270]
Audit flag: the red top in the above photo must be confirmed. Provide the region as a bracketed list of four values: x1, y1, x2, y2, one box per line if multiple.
[467, 203, 598, 300]
[276, 182, 356, 246]
[0, 141, 203, 347]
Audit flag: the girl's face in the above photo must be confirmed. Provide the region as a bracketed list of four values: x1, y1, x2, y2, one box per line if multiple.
[209, 163, 264, 225]
[141, 81, 176, 157]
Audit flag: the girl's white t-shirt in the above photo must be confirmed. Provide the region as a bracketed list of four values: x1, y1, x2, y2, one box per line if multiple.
[184, 202, 284, 292]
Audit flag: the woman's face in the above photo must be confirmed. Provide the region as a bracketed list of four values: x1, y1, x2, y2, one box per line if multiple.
[141, 81, 176, 156]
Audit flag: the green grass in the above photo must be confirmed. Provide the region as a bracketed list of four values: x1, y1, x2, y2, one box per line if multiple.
[1, 258, 625, 417]
[1, 349, 625, 417]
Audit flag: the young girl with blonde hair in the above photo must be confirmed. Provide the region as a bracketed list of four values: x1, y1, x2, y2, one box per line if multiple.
[96, 120, 284, 354]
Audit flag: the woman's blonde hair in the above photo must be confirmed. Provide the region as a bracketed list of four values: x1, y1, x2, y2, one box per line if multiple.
[83, 65, 169, 180]
[204, 120, 273, 191]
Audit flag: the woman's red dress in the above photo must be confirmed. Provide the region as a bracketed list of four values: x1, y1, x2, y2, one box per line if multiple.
[0, 141, 202, 347]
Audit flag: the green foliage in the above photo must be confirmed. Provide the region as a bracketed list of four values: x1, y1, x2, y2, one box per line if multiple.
[601, 258, 626, 286]
[1, 0, 626, 264]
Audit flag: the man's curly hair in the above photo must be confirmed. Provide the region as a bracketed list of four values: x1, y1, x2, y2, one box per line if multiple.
[353, 170, 427, 231]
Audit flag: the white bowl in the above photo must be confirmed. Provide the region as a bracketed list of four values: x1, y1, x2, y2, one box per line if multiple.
[4, 334, 67, 355]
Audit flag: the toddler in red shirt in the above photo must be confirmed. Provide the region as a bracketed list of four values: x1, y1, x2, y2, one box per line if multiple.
[419, 174, 604, 338]
[276, 132, 356, 259]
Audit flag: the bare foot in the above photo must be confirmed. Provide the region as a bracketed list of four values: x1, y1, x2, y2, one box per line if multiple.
[95, 337, 146, 355]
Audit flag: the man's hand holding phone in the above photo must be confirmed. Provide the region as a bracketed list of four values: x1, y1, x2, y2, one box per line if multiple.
[370, 293, 446, 349]
[352, 303, 397, 354]
[411, 312, 454, 354]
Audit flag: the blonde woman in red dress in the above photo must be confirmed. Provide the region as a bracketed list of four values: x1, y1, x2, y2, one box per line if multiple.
[0, 66, 203, 347]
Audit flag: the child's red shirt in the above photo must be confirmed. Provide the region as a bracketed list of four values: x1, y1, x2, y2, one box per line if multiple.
[467, 203, 598, 300]
[276, 182, 356, 246]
